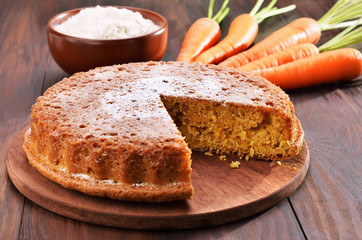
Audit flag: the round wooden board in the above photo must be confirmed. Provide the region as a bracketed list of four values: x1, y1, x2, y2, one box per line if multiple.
[7, 127, 309, 230]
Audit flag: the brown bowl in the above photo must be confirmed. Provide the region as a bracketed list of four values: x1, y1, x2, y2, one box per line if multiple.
[47, 6, 168, 75]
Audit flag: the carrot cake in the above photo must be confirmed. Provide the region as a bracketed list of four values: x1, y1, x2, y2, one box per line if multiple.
[23, 61, 304, 202]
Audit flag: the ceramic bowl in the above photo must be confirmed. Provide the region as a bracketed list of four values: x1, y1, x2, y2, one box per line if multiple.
[47, 6, 168, 75]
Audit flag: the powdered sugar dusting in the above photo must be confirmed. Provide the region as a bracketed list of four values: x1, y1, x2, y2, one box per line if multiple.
[39, 61, 291, 143]
[72, 173, 91, 180]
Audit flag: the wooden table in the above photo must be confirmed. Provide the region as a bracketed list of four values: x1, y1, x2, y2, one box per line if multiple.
[1, 0, 361, 239]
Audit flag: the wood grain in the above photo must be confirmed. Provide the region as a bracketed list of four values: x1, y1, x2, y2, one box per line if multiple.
[0, 0, 52, 238]
[7, 127, 309, 230]
[290, 85, 362, 239]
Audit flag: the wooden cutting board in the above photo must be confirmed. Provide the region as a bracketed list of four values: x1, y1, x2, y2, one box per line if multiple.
[6, 127, 309, 230]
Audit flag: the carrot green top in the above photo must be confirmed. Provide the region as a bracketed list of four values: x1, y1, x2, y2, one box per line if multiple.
[208, 0, 230, 24]
[318, 19, 362, 52]
[317, 0, 362, 31]
[250, 0, 296, 24]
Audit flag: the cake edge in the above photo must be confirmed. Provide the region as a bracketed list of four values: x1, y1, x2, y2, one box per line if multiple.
[23, 129, 194, 203]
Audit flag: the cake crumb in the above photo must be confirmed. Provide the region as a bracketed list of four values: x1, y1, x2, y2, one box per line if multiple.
[249, 147, 255, 157]
[277, 161, 282, 166]
[219, 155, 227, 161]
[205, 152, 213, 156]
[230, 161, 241, 169]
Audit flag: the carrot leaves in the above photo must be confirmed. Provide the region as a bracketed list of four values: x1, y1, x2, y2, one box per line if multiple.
[250, 0, 296, 24]
[208, 0, 230, 24]
[319, 18, 362, 52]
[317, 0, 362, 31]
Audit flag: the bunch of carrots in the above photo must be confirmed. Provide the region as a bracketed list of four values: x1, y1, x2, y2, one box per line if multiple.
[176, 0, 362, 90]
[177, 0, 296, 63]
[246, 21, 362, 89]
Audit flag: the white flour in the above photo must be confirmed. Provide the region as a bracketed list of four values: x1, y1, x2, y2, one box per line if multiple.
[54, 6, 160, 39]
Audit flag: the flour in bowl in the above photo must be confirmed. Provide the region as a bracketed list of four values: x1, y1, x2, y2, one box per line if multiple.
[54, 6, 160, 39]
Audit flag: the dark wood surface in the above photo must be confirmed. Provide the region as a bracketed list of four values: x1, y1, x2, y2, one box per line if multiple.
[0, 0, 360, 239]
[7, 127, 309, 230]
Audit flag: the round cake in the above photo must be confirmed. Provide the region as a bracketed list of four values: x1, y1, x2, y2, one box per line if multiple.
[23, 61, 304, 202]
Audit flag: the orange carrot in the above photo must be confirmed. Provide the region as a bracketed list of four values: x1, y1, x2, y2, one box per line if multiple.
[219, 0, 362, 68]
[176, 18, 221, 63]
[237, 43, 319, 71]
[194, 0, 296, 64]
[219, 17, 321, 68]
[193, 14, 258, 64]
[176, 0, 229, 63]
[250, 48, 362, 89]
[238, 20, 362, 72]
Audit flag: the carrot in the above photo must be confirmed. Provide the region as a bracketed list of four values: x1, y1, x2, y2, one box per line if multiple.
[176, 0, 229, 63]
[237, 43, 319, 71]
[193, 0, 296, 64]
[250, 48, 362, 89]
[219, 17, 322, 68]
[176, 18, 221, 63]
[219, 0, 362, 68]
[237, 18, 362, 70]
[193, 14, 258, 64]
[238, 19, 362, 72]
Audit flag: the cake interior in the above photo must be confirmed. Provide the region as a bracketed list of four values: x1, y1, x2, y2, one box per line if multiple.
[161, 95, 296, 160]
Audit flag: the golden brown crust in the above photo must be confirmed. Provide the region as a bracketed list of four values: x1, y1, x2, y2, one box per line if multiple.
[24, 129, 194, 202]
[24, 61, 304, 202]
